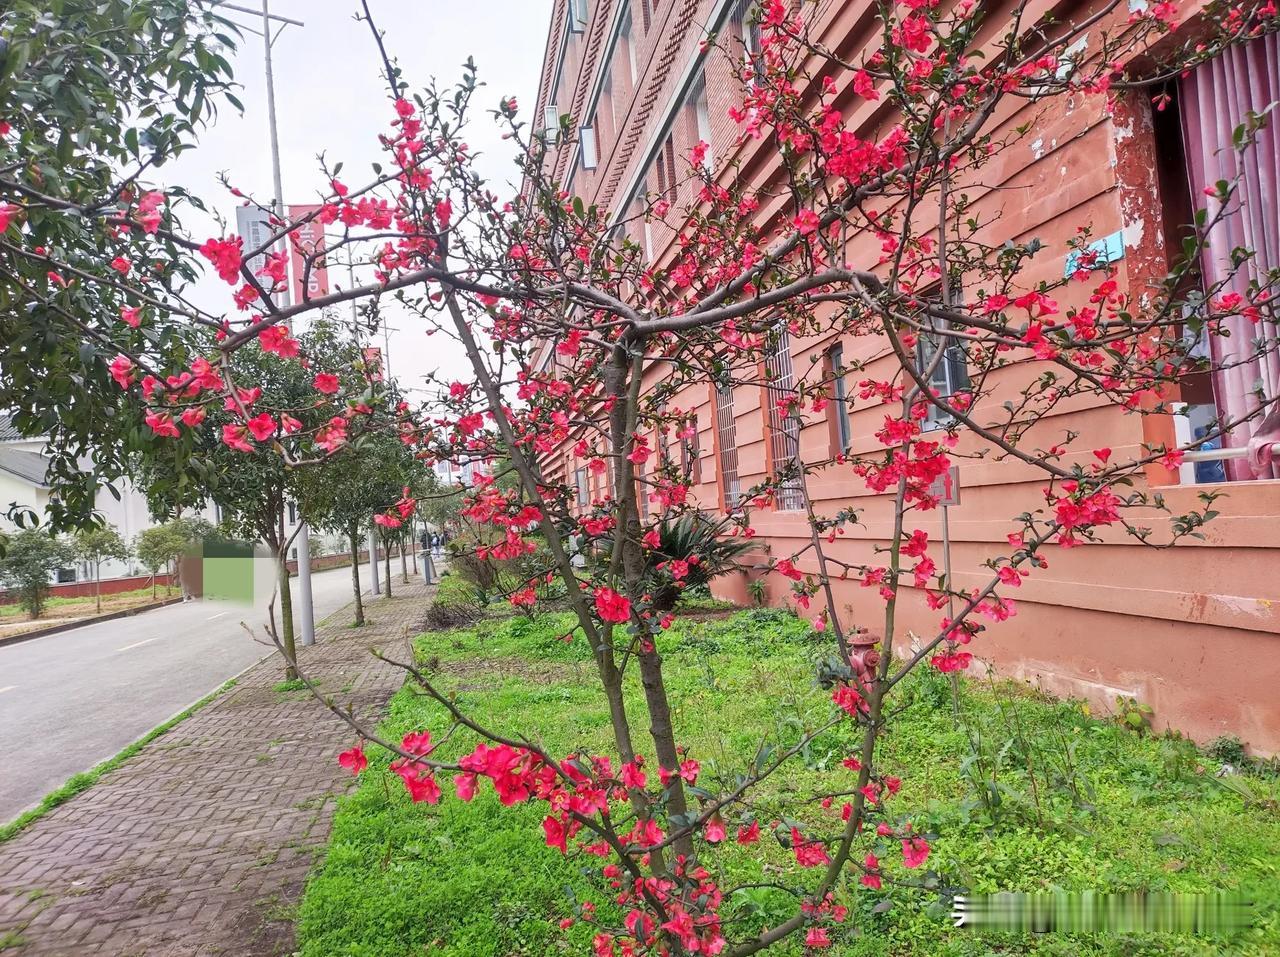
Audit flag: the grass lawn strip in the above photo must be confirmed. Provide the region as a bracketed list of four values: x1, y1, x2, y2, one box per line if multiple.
[297, 605, 1280, 957]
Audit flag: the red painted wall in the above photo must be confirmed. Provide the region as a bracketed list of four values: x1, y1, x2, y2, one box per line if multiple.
[0, 573, 175, 604]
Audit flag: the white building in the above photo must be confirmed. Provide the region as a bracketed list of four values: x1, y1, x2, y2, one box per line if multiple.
[0, 415, 219, 583]
[433, 458, 480, 488]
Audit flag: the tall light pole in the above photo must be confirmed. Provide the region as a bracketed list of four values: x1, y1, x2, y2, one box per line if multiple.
[213, 2, 317, 639]
[258, 1, 317, 645]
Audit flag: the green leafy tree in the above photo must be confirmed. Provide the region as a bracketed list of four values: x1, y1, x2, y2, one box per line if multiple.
[313, 386, 434, 621]
[73, 523, 131, 612]
[0, 528, 75, 619]
[320, 430, 429, 611]
[416, 474, 465, 537]
[0, 0, 239, 531]
[134, 517, 208, 598]
[143, 320, 365, 675]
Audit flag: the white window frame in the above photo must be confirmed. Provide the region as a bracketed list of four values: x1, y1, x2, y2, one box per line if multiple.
[735, 0, 761, 62]
[570, 0, 588, 33]
[543, 104, 560, 136]
[622, 8, 638, 85]
[691, 74, 712, 169]
[580, 124, 598, 170]
[916, 320, 971, 430]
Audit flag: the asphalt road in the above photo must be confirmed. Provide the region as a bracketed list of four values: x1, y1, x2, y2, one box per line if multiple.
[0, 565, 370, 823]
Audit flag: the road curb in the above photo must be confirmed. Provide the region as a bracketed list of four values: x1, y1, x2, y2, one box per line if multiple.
[0, 597, 186, 649]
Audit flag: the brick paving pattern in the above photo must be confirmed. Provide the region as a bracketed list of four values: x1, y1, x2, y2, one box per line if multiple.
[0, 577, 434, 956]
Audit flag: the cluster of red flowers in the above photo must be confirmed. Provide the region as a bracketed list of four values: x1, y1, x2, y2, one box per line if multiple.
[198, 236, 244, 284]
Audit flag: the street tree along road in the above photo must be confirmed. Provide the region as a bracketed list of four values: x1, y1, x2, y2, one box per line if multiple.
[0, 566, 367, 822]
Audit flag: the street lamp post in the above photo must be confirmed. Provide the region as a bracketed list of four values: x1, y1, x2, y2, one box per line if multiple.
[257, 0, 317, 646]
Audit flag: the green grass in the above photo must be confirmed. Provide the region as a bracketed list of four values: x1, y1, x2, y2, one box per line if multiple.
[0, 677, 238, 843]
[0, 584, 167, 619]
[297, 608, 1280, 957]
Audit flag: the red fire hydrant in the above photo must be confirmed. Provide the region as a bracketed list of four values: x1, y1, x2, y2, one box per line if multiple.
[848, 628, 881, 686]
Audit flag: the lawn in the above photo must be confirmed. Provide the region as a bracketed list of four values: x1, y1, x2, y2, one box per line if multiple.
[297, 599, 1280, 957]
[0, 584, 170, 639]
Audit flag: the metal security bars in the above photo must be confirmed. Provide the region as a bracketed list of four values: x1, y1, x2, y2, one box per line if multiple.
[765, 330, 806, 511]
[715, 383, 741, 510]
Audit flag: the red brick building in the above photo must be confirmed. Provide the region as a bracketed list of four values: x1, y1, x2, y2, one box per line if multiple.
[530, 0, 1280, 750]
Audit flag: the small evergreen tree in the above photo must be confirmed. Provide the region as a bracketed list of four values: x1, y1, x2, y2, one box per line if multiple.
[135, 522, 188, 598]
[0, 529, 76, 619]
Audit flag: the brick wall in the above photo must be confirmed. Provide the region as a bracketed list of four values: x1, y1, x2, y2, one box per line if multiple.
[0, 573, 175, 605]
[529, 0, 1280, 751]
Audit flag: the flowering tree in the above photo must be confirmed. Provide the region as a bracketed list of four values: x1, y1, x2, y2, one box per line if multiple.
[4, 0, 1279, 952]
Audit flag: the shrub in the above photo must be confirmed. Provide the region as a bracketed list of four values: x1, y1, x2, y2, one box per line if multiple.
[424, 573, 486, 629]
[1207, 735, 1249, 767]
[601, 512, 751, 612]
[447, 531, 559, 605]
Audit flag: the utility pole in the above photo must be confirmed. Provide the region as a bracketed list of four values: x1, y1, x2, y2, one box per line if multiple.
[259, 0, 316, 646]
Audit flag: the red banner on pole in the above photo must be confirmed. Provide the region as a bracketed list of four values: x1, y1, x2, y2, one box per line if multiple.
[286, 204, 329, 305]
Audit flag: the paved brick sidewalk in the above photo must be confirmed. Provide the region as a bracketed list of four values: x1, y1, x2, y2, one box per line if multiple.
[0, 578, 434, 956]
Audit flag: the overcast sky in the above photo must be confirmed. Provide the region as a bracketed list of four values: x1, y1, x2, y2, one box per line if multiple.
[164, 0, 553, 394]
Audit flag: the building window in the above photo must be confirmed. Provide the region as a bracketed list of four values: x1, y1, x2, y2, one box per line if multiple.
[601, 69, 616, 144]
[543, 103, 560, 137]
[915, 317, 971, 430]
[653, 135, 677, 202]
[287, 500, 297, 524]
[1161, 31, 1280, 482]
[631, 197, 653, 260]
[621, 6, 637, 85]
[575, 467, 590, 508]
[680, 417, 702, 484]
[690, 75, 712, 169]
[580, 125, 598, 170]
[570, 0, 588, 33]
[830, 344, 851, 453]
[765, 329, 805, 511]
[733, 0, 762, 75]
[640, 0, 652, 31]
[715, 382, 741, 510]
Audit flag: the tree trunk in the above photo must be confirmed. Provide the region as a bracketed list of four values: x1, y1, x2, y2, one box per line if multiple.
[439, 291, 672, 868]
[607, 347, 695, 860]
[277, 552, 299, 681]
[349, 525, 365, 626]
[400, 537, 409, 583]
